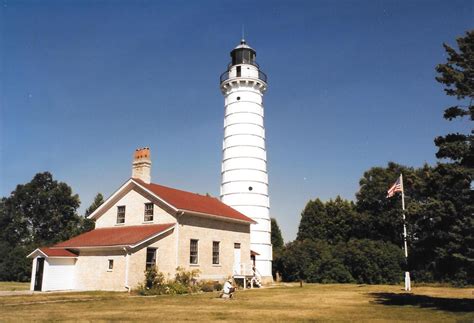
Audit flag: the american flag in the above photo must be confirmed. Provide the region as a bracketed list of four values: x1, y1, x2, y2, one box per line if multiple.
[387, 176, 403, 198]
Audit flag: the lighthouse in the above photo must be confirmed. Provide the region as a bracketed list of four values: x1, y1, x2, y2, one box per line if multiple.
[220, 39, 272, 282]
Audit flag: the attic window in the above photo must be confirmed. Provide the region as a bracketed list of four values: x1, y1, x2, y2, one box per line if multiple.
[144, 203, 154, 222]
[116, 206, 125, 224]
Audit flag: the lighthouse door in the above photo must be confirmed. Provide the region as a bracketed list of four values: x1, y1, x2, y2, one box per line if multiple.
[233, 243, 241, 275]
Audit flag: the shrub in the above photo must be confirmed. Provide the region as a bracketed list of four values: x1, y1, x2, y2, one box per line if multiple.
[136, 266, 203, 296]
[167, 281, 190, 295]
[278, 239, 403, 284]
[199, 281, 215, 292]
[214, 281, 223, 291]
[175, 266, 200, 286]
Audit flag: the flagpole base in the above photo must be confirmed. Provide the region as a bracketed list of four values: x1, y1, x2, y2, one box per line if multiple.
[404, 271, 411, 291]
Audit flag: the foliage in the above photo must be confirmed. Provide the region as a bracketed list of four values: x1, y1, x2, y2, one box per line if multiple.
[85, 193, 104, 217]
[409, 163, 473, 285]
[434, 30, 473, 168]
[278, 238, 403, 284]
[80, 193, 104, 233]
[297, 197, 360, 244]
[174, 266, 200, 287]
[428, 30, 474, 285]
[137, 266, 202, 296]
[296, 199, 327, 242]
[271, 218, 284, 250]
[355, 162, 420, 246]
[0, 172, 89, 281]
[271, 218, 284, 279]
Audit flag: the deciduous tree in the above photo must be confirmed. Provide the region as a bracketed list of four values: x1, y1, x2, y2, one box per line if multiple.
[0, 172, 85, 281]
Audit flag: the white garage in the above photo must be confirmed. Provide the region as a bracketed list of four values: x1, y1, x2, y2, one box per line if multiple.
[28, 248, 77, 291]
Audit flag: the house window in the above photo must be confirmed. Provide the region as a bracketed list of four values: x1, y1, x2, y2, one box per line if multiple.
[212, 241, 220, 265]
[108, 259, 114, 271]
[190, 239, 198, 264]
[146, 248, 157, 270]
[117, 206, 125, 224]
[144, 203, 154, 222]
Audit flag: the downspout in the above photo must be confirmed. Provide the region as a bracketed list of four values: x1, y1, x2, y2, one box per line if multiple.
[123, 247, 130, 292]
[175, 211, 184, 270]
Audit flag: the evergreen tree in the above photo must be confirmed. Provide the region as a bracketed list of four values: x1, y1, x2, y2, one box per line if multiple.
[85, 193, 104, 217]
[355, 162, 420, 246]
[296, 199, 327, 241]
[434, 30, 473, 168]
[419, 29, 474, 285]
[271, 218, 284, 279]
[270, 218, 284, 250]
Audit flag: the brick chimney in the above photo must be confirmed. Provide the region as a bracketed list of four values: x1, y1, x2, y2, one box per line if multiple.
[132, 147, 151, 184]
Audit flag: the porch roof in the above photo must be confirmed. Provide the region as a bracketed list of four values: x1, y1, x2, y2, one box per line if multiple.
[52, 223, 175, 249]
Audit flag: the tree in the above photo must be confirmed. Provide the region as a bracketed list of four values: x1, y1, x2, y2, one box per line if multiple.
[338, 239, 404, 284]
[271, 218, 284, 250]
[0, 172, 84, 281]
[297, 197, 360, 244]
[323, 197, 358, 244]
[415, 29, 474, 285]
[434, 30, 473, 168]
[296, 199, 327, 241]
[355, 162, 422, 246]
[271, 218, 284, 279]
[85, 193, 104, 217]
[81, 193, 104, 233]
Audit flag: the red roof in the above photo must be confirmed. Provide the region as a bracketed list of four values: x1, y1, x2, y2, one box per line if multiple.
[135, 179, 255, 223]
[39, 247, 77, 257]
[53, 223, 174, 248]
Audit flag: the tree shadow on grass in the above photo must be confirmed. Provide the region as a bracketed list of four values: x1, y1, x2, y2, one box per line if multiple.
[369, 293, 474, 313]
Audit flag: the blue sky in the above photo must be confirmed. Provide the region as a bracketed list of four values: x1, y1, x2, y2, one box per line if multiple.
[1, 0, 472, 241]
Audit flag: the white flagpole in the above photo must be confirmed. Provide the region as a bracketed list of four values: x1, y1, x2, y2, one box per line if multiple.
[400, 174, 411, 291]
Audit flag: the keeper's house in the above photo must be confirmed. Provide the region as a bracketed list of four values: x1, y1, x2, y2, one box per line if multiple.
[28, 148, 256, 291]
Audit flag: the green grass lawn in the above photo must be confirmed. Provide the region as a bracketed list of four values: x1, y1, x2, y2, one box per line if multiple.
[0, 282, 30, 291]
[0, 283, 472, 321]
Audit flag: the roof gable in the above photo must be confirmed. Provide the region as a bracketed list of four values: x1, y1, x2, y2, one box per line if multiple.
[27, 247, 78, 258]
[89, 178, 254, 224]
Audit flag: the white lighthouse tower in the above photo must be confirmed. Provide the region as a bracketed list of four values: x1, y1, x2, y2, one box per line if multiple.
[220, 39, 272, 282]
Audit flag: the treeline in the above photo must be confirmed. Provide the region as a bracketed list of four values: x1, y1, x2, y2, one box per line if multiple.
[0, 172, 101, 281]
[272, 161, 472, 285]
[272, 30, 473, 286]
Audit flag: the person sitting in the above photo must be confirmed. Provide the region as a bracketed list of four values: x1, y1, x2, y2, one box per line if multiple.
[222, 279, 236, 299]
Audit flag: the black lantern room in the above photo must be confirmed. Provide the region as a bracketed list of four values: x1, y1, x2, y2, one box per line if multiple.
[230, 39, 257, 67]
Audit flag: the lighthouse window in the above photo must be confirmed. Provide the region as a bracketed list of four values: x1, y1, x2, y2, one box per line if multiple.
[236, 66, 241, 77]
[248, 186, 253, 191]
[237, 96, 241, 101]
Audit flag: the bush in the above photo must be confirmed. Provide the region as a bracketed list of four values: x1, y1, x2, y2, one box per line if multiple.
[175, 266, 200, 286]
[136, 266, 202, 296]
[278, 239, 404, 285]
[214, 281, 223, 291]
[199, 281, 215, 292]
[166, 281, 190, 295]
